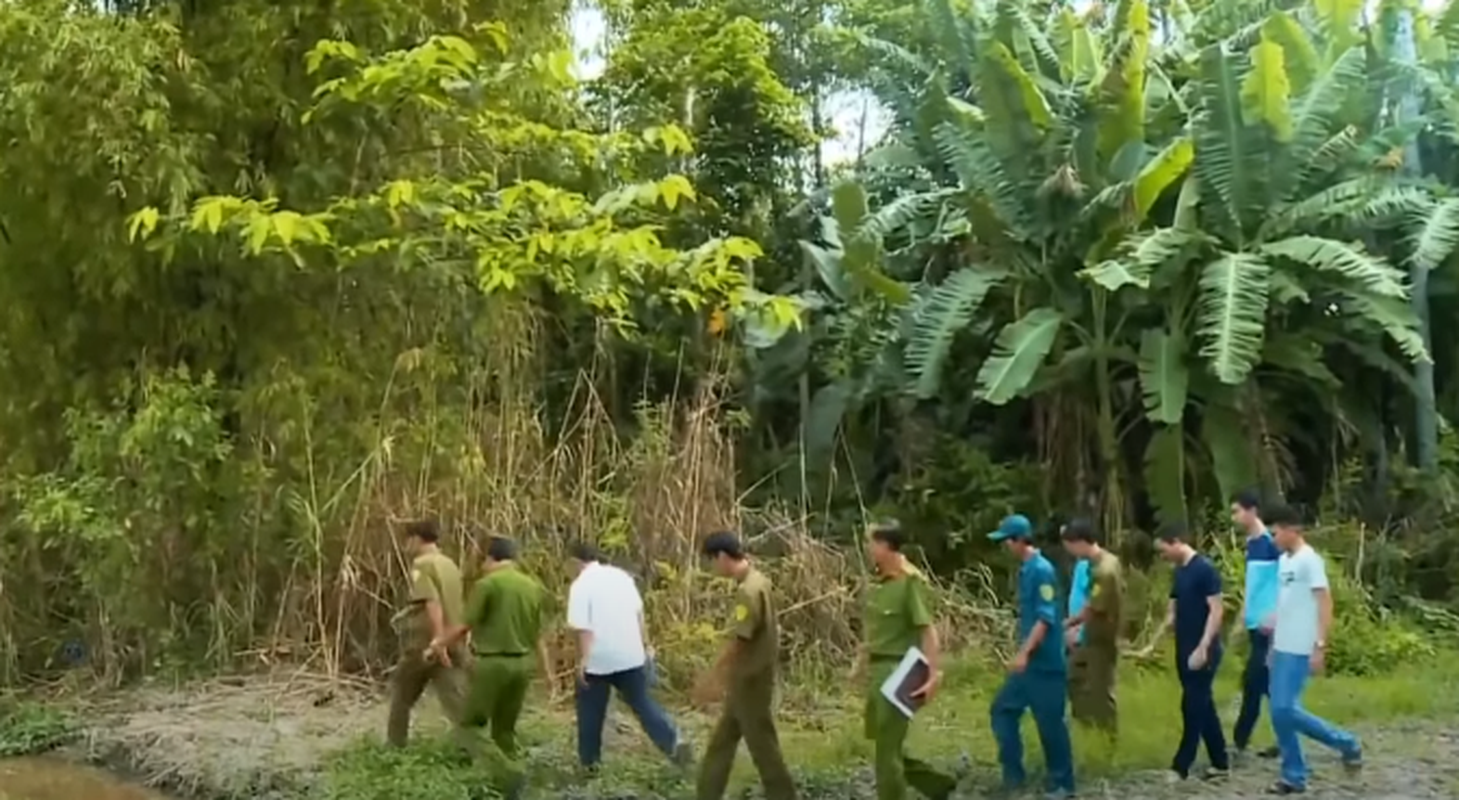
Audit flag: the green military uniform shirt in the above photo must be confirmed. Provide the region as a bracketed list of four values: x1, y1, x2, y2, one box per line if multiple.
[1081, 551, 1124, 651]
[404, 550, 465, 645]
[464, 563, 548, 655]
[864, 565, 933, 658]
[729, 568, 778, 692]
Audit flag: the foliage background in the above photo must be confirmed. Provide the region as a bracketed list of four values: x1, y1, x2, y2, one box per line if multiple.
[3, 0, 1459, 691]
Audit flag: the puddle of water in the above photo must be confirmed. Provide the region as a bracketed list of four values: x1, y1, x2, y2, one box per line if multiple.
[0, 756, 172, 800]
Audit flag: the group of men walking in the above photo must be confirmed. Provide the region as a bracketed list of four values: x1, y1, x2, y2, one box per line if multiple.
[385, 491, 1364, 800]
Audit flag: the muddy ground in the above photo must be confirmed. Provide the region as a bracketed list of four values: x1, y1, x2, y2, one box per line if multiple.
[49, 673, 1459, 800]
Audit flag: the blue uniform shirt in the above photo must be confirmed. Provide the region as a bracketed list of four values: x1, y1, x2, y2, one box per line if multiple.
[1018, 550, 1065, 672]
[1243, 531, 1280, 630]
[1067, 559, 1091, 645]
[1170, 553, 1223, 660]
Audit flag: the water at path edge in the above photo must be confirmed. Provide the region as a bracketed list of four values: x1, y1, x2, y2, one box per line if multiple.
[0, 756, 172, 800]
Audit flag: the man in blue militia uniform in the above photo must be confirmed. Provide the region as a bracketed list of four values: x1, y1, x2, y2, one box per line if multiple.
[988, 514, 1075, 799]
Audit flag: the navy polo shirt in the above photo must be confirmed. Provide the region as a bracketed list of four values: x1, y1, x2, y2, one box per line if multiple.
[1018, 550, 1065, 673]
[1170, 553, 1223, 659]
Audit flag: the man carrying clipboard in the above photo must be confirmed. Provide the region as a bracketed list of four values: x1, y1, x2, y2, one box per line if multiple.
[988, 514, 1076, 799]
[853, 521, 958, 800]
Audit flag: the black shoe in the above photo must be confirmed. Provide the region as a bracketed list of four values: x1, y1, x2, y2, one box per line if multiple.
[1267, 780, 1305, 794]
[1258, 745, 1281, 759]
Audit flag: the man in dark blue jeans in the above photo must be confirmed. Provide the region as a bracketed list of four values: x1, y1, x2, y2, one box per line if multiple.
[1149, 521, 1230, 782]
[1231, 489, 1281, 760]
[566, 543, 692, 771]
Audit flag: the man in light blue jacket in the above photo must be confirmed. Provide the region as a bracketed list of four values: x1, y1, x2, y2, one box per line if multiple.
[1231, 490, 1281, 760]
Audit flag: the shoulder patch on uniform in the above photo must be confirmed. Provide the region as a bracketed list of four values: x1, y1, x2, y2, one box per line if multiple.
[1091, 583, 1102, 598]
[734, 604, 749, 622]
[1039, 583, 1055, 601]
[411, 569, 422, 583]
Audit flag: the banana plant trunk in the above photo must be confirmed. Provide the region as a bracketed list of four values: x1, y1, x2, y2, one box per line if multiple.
[1393, 8, 1438, 472]
[1092, 291, 1125, 542]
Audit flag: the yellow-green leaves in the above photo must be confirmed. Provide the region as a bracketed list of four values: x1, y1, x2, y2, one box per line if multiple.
[1241, 40, 1294, 142]
[126, 207, 160, 242]
[1260, 12, 1318, 94]
[643, 125, 694, 157]
[1133, 137, 1194, 221]
[981, 42, 1053, 134]
[1096, 0, 1150, 161]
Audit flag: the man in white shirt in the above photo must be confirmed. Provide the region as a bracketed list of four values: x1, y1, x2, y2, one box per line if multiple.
[566, 542, 692, 772]
[1262, 505, 1362, 795]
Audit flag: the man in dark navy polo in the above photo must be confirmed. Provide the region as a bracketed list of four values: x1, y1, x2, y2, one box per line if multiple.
[988, 514, 1075, 800]
[1149, 520, 1231, 782]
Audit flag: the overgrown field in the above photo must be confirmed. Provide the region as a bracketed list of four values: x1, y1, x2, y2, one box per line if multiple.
[5, 649, 1459, 800]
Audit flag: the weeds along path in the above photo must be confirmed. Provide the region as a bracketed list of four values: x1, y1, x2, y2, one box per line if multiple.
[66, 674, 1459, 800]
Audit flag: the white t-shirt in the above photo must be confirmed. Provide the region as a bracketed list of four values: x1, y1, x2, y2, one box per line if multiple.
[1273, 544, 1330, 656]
[567, 562, 647, 675]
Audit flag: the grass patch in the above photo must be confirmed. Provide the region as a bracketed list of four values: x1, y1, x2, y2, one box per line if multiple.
[312, 650, 1459, 799]
[0, 699, 77, 757]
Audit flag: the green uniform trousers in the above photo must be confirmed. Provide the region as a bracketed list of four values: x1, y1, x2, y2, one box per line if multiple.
[696, 682, 798, 800]
[387, 644, 469, 746]
[864, 660, 956, 800]
[460, 653, 533, 791]
[1067, 644, 1118, 733]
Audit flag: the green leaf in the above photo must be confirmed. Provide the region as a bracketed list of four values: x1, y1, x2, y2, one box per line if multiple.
[1193, 44, 1255, 239]
[1259, 236, 1406, 298]
[1096, 0, 1150, 161]
[906, 268, 1007, 398]
[1407, 197, 1459, 271]
[1260, 12, 1318, 95]
[1132, 137, 1194, 223]
[1144, 425, 1188, 526]
[1197, 251, 1271, 385]
[1138, 329, 1189, 425]
[803, 381, 852, 473]
[1202, 401, 1257, 505]
[1240, 39, 1294, 142]
[975, 308, 1064, 405]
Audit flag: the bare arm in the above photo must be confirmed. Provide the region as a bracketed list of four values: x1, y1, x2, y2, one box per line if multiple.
[1019, 620, 1049, 658]
[1199, 595, 1223, 650]
[426, 600, 447, 642]
[920, 623, 941, 674]
[1315, 588, 1332, 643]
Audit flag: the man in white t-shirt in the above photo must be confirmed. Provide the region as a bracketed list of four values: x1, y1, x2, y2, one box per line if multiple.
[566, 542, 692, 772]
[1262, 505, 1362, 795]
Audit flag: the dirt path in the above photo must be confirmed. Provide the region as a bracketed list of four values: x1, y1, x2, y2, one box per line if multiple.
[57, 674, 1459, 800]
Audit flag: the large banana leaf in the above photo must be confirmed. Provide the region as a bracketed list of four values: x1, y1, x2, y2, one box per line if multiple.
[1259, 236, 1406, 298]
[1407, 197, 1459, 271]
[1138, 329, 1190, 424]
[1197, 251, 1271, 384]
[1096, 0, 1150, 162]
[1193, 44, 1257, 242]
[975, 307, 1064, 405]
[1202, 399, 1258, 504]
[1144, 424, 1188, 524]
[906, 267, 1007, 398]
[1240, 39, 1294, 142]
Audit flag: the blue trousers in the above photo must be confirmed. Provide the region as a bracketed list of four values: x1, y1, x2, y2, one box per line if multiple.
[1232, 630, 1272, 750]
[990, 671, 1075, 793]
[575, 664, 680, 767]
[1270, 651, 1360, 788]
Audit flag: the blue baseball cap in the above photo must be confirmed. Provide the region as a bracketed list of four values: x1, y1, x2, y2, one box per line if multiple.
[988, 514, 1033, 542]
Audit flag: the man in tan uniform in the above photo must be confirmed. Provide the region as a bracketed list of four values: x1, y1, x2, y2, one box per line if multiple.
[386, 517, 469, 747]
[693, 530, 798, 800]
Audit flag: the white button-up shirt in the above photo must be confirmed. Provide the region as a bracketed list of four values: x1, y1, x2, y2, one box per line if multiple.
[567, 562, 647, 675]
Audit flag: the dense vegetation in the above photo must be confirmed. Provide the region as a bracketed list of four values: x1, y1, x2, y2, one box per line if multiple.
[4, 0, 1459, 690]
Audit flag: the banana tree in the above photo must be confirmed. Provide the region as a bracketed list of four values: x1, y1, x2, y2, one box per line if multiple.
[1083, 8, 1431, 517]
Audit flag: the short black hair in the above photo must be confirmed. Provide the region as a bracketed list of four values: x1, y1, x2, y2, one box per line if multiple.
[701, 530, 745, 560]
[1264, 503, 1303, 529]
[1232, 489, 1261, 511]
[868, 520, 906, 552]
[403, 518, 440, 543]
[1156, 519, 1191, 543]
[569, 541, 603, 563]
[1060, 518, 1098, 544]
[486, 536, 517, 562]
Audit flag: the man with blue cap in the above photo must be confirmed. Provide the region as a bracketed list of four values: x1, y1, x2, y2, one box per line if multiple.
[988, 514, 1075, 800]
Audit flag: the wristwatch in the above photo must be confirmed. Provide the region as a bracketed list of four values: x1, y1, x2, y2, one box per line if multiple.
[1315, 640, 1326, 649]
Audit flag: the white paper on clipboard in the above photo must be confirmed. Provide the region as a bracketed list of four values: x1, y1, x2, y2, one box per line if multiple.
[878, 646, 930, 718]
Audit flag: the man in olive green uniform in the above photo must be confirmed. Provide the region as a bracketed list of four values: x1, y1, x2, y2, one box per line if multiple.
[858, 521, 957, 800]
[694, 531, 798, 800]
[437, 535, 550, 800]
[387, 518, 469, 747]
[1061, 519, 1124, 735]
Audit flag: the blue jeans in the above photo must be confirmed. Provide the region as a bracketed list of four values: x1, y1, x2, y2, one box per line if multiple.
[990, 671, 1075, 793]
[1270, 650, 1360, 788]
[575, 664, 680, 767]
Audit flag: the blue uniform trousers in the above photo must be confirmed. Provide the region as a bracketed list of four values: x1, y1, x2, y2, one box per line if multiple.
[990, 670, 1075, 794]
